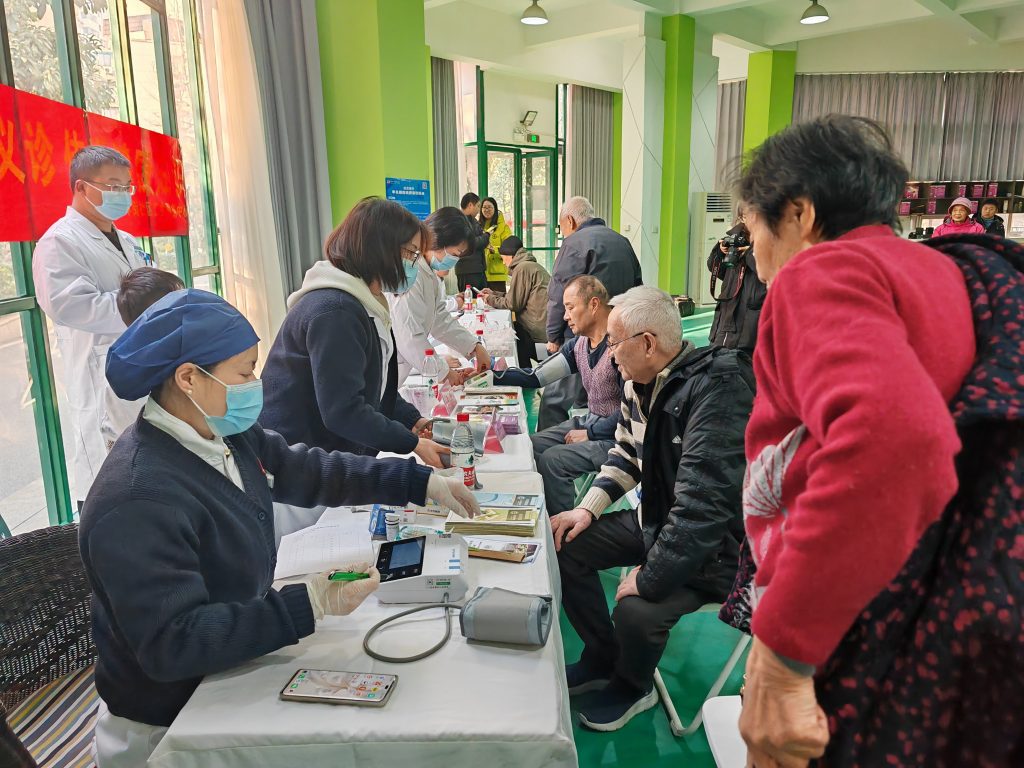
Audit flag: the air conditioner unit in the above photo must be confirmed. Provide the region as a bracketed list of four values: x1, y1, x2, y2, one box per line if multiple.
[687, 192, 733, 307]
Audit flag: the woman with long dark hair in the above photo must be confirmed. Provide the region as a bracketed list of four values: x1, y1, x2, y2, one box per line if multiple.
[479, 196, 512, 290]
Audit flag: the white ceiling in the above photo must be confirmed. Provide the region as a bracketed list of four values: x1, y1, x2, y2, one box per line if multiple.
[424, 0, 1024, 89]
[429, 0, 1024, 48]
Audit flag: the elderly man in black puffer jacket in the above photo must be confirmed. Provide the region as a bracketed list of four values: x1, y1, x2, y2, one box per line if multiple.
[550, 285, 753, 732]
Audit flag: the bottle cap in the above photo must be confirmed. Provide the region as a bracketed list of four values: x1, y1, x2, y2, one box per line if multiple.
[476, 329, 484, 336]
[424, 349, 435, 355]
[457, 413, 470, 422]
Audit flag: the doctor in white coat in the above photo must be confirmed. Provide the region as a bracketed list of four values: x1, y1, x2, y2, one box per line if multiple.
[32, 146, 149, 506]
[388, 207, 491, 385]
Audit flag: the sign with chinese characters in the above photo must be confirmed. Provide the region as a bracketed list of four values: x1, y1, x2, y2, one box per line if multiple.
[0, 84, 188, 242]
[385, 177, 431, 221]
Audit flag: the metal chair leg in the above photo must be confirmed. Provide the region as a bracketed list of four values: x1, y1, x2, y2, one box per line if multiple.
[676, 632, 751, 737]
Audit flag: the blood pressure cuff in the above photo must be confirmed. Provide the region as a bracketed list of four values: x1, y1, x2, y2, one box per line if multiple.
[459, 587, 552, 647]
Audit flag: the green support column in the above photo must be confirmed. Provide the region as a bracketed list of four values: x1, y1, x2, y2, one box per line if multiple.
[659, 14, 695, 294]
[425, 46, 435, 210]
[316, 0, 433, 222]
[742, 50, 796, 154]
[611, 91, 622, 232]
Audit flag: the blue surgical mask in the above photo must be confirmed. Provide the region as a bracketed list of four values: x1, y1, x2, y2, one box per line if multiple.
[85, 183, 133, 221]
[431, 250, 459, 273]
[189, 366, 264, 437]
[392, 260, 420, 295]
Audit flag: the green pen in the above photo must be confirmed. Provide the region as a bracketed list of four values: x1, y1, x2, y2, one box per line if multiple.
[328, 571, 370, 582]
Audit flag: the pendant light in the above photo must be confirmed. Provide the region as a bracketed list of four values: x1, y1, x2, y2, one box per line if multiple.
[521, 0, 549, 26]
[799, 1, 830, 24]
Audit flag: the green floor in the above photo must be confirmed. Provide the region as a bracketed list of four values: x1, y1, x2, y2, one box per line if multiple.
[521, 388, 748, 766]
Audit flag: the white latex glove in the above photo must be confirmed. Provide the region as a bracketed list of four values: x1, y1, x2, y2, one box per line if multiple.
[303, 563, 381, 620]
[426, 473, 480, 518]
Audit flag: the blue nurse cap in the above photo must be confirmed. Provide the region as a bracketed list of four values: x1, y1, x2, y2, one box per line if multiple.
[106, 289, 260, 400]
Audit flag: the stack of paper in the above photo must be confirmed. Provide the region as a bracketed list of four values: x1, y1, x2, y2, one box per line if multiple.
[444, 507, 539, 537]
[465, 537, 541, 564]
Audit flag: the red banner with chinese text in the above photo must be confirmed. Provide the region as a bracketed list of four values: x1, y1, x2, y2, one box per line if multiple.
[0, 84, 189, 242]
[0, 85, 32, 242]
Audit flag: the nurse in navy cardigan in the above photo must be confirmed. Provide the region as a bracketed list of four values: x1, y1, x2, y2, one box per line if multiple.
[81, 289, 477, 767]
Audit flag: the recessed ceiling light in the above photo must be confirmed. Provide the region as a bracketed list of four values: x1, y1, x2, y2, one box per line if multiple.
[800, 1, 830, 24]
[521, 0, 548, 26]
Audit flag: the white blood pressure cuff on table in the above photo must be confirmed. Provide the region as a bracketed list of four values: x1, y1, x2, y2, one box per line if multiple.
[460, 587, 553, 647]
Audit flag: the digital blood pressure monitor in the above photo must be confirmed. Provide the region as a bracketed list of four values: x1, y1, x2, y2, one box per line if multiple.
[374, 534, 468, 604]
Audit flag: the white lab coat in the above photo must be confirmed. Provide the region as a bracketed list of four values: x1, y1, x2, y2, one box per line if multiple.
[387, 259, 479, 384]
[32, 207, 147, 501]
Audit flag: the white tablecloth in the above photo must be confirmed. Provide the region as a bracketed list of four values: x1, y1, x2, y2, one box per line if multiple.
[148, 472, 577, 768]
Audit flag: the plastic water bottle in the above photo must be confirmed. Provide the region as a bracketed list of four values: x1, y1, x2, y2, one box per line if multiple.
[464, 284, 473, 310]
[421, 349, 447, 387]
[451, 413, 478, 489]
[475, 328, 486, 349]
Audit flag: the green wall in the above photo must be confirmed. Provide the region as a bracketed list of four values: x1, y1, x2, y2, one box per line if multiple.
[611, 91, 622, 232]
[742, 50, 796, 154]
[315, 0, 432, 222]
[659, 14, 695, 294]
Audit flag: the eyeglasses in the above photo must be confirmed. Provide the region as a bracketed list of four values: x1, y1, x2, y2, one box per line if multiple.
[86, 181, 136, 195]
[400, 246, 422, 264]
[606, 331, 654, 350]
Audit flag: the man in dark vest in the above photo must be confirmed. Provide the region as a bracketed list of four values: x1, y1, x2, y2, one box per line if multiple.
[496, 276, 621, 514]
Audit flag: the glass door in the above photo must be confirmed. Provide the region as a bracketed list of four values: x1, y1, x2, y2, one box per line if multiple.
[485, 148, 519, 233]
[522, 149, 556, 250]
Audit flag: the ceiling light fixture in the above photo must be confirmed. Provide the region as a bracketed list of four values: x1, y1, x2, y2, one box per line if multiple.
[521, 0, 549, 26]
[799, 0, 830, 25]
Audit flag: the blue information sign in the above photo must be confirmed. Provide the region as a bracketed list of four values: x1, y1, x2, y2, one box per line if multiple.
[385, 177, 431, 220]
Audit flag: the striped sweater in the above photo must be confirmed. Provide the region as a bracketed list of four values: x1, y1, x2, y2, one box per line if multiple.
[579, 342, 695, 519]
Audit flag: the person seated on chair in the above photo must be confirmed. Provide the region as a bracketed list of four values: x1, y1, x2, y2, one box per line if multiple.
[551, 285, 753, 732]
[479, 235, 550, 367]
[495, 275, 619, 514]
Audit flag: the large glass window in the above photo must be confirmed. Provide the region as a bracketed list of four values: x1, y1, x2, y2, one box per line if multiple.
[1, 242, 19, 299]
[5, 0, 65, 101]
[0, 314, 49, 536]
[166, 0, 214, 269]
[75, 0, 121, 118]
[125, 0, 167, 131]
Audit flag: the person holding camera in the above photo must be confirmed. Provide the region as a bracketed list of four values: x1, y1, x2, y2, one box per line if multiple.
[707, 222, 767, 352]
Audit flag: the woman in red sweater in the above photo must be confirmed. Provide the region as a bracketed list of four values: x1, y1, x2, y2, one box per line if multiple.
[734, 116, 980, 766]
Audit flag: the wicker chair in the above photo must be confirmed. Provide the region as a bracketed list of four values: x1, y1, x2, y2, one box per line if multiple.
[0, 524, 98, 767]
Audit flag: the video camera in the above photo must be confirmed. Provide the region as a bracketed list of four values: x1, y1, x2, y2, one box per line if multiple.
[719, 231, 750, 267]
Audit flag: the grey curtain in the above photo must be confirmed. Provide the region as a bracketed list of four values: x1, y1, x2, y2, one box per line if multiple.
[568, 84, 614, 222]
[716, 79, 746, 189]
[940, 72, 1024, 180]
[243, 0, 333, 295]
[793, 73, 946, 179]
[431, 57, 460, 209]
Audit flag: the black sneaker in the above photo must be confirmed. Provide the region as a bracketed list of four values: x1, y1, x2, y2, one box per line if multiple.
[566, 659, 611, 695]
[577, 682, 659, 732]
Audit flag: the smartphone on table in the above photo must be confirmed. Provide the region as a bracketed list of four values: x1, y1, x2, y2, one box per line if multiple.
[279, 669, 398, 707]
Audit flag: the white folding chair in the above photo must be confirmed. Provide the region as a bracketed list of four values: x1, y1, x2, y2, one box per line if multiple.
[617, 570, 751, 737]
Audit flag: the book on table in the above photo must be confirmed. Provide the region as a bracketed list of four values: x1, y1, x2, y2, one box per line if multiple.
[444, 507, 540, 537]
[472, 492, 543, 510]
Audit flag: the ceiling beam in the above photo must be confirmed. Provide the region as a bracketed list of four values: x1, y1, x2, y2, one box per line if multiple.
[993, 9, 1024, 41]
[953, 0, 1024, 12]
[606, 0, 680, 16]
[524, 3, 641, 48]
[912, 0, 997, 42]
[679, 0, 778, 15]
